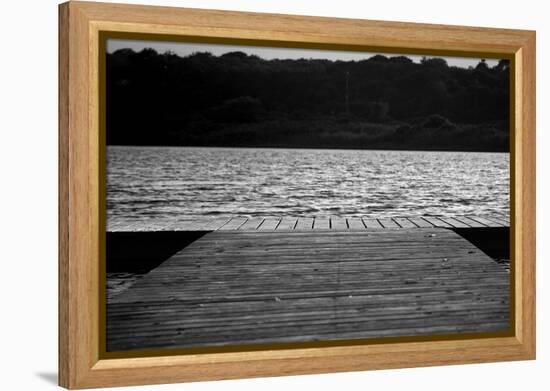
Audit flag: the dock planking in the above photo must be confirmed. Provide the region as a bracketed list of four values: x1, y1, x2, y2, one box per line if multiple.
[421, 216, 453, 228]
[408, 217, 434, 228]
[393, 217, 417, 228]
[295, 217, 314, 230]
[258, 217, 281, 230]
[467, 216, 508, 228]
[331, 217, 348, 230]
[452, 216, 486, 228]
[219, 217, 247, 230]
[438, 217, 470, 229]
[277, 217, 297, 231]
[347, 217, 366, 230]
[238, 217, 264, 231]
[377, 218, 401, 229]
[362, 218, 383, 229]
[107, 228, 510, 351]
[108, 215, 510, 232]
[313, 217, 330, 230]
[485, 216, 510, 226]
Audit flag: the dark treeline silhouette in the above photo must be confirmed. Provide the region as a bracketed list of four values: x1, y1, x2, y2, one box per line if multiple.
[107, 48, 510, 152]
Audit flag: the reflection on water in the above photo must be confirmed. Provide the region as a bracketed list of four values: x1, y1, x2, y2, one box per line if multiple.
[107, 146, 509, 223]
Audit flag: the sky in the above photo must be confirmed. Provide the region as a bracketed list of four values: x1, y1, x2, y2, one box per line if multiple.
[107, 39, 500, 68]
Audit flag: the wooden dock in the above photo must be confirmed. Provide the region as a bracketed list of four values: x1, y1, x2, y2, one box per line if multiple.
[107, 227, 510, 351]
[107, 214, 509, 232]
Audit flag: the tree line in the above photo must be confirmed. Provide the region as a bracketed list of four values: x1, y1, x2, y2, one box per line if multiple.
[106, 48, 510, 152]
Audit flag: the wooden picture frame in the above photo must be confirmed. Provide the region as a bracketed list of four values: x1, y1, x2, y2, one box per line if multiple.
[59, 1, 536, 388]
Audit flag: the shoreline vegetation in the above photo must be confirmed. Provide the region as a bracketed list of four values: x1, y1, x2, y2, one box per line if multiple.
[107, 143, 510, 154]
[107, 49, 510, 153]
[106, 116, 508, 153]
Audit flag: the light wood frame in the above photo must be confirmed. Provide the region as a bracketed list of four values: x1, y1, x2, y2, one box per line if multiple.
[59, 1, 536, 388]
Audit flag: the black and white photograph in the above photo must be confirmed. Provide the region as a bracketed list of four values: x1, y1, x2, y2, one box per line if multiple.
[105, 39, 511, 352]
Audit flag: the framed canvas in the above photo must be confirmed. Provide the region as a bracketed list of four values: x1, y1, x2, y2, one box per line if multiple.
[59, 1, 536, 389]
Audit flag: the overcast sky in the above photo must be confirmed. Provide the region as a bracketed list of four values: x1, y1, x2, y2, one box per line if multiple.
[107, 39, 500, 68]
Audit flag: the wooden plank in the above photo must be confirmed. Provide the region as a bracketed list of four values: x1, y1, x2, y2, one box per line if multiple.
[257, 217, 281, 230]
[294, 217, 314, 230]
[109, 289, 511, 316]
[393, 218, 416, 228]
[467, 216, 507, 228]
[422, 216, 453, 228]
[276, 217, 297, 231]
[347, 217, 366, 230]
[108, 229, 509, 351]
[331, 217, 348, 230]
[108, 291, 510, 318]
[486, 216, 510, 226]
[218, 217, 248, 230]
[452, 216, 486, 228]
[438, 217, 470, 229]
[108, 214, 511, 232]
[238, 217, 265, 231]
[362, 218, 382, 229]
[377, 218, 400, 229]
[313, 217, 330, 230]
[201, 217, 232, 231]
[169, 219, 206, 231]
[408, 217, 435, 228]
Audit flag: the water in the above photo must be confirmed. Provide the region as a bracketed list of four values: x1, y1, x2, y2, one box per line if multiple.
[107, 146, 509, 224]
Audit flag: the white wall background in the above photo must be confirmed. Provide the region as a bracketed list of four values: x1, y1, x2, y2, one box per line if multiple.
[0, 0, 546, 389]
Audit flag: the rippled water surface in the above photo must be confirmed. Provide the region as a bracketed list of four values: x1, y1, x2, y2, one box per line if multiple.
[107, 146, 509, 224]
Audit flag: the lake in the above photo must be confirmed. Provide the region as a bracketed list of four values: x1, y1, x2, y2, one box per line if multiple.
[107, 146, 509, 226]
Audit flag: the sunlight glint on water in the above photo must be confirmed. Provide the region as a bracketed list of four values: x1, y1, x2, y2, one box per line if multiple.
[107, 146, 509, 224]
